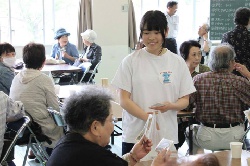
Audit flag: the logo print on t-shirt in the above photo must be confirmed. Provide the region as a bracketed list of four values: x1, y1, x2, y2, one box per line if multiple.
[159, 71, 172, 84]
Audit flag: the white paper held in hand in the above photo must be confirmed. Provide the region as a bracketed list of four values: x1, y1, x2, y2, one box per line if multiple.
[155, 138, 174, 153]
[135, 114, 153, 141]
[151, 103, 165, 107]
[144, 114, 153, 138]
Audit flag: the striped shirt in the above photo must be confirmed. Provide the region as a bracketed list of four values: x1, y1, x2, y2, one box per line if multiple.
[190, 71, 250, 124]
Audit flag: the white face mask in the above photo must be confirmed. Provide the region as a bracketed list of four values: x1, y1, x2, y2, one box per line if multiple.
[3, 57, 16, 67]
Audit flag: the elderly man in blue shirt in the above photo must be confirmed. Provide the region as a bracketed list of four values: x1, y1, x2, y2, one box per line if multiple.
[51, 28, 79, 65]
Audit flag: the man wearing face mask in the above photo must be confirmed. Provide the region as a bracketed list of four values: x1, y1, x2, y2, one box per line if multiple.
[0, 43, 16, 95]
[221, 7, 250, 77]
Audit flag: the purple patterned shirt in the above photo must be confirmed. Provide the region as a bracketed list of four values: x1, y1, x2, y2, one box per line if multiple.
[222, 25, 250, 72]
[190, 71, 250, 124]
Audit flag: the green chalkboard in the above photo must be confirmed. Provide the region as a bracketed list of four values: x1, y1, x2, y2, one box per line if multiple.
[210, 0, 250, 40]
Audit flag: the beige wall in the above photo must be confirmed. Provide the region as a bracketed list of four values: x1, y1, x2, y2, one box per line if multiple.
[92, 0, 130, 85]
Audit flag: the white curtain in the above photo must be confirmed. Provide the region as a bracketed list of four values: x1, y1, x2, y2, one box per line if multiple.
[77, 0, 92, 52]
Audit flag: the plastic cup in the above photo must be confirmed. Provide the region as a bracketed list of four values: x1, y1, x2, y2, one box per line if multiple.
[247, 157, 250, 166]
[230, 142, 243, 158]
[54, 85, 60, 95]
[101, 78, 109, 87]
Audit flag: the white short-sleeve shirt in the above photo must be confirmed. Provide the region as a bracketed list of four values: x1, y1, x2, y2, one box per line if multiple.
[112, 48, 196, 143]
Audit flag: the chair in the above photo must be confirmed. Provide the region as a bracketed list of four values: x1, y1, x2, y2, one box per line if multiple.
[88, 60, 102, 84]
[78, 64, 91, 84]
[47, 107, 66, 127]
[110, 101, 123, 145]
[2, 115, 51, 166]
[1, 116, 30, 166]
[241, 124, 250, 150]
[23, 124, 50, 166]
[81, 60, 102, 84]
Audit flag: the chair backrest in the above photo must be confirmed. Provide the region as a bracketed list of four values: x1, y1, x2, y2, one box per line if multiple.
[47, 107, 66, 127]
[87, 60, 102, 83]
[78, 64, 91, 83]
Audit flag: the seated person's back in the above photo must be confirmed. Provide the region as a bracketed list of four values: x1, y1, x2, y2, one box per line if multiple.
[190, 43, 250, 153]
[10, 42, 64, 148]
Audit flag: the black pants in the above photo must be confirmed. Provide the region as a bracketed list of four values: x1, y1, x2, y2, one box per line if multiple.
[165, 38, 177, 54]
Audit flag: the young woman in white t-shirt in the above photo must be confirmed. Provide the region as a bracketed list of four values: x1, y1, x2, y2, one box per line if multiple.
[112, 10, 196, 155]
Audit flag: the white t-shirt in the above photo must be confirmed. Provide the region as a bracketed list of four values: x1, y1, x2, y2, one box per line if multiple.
[112, 48, 196, 144]
[199, 38, 212, 57]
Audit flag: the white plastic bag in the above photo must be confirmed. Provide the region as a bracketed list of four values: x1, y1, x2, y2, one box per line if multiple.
[140, 111, 168, 161]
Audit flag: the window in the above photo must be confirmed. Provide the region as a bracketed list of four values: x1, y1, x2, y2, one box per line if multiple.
[133, 0, 210, 49]
[0, 0, 78, 46]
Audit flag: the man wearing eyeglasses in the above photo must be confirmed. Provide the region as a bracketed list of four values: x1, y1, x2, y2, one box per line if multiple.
[197, 23, 212, 65]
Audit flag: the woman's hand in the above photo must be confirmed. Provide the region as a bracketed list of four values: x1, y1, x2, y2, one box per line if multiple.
[81, 57, 89, 62]
[130, 135, 153, 161]
[234, 63, 250, 79]
[149, 102, 173, 113]
[151, 149, 172, 166]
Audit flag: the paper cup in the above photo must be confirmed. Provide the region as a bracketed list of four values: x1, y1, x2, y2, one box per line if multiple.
[230, 142, 243, 158]
[101, 78, 109, 87]
[247, 157, 250, 166]
[54, 85, 60, 95]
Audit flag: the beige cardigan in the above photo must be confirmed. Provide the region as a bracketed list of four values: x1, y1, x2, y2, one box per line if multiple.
[10, 69, 64, 147]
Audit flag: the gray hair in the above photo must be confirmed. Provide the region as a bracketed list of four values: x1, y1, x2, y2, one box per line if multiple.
[80, 29, 97, 43]
[208, 43, 236, 71]
[203, 23, 210, 32]
[62, 85, 113, 135]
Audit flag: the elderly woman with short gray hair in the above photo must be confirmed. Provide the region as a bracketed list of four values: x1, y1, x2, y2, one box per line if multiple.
[47, 85, 172, 166]
[10, 42, 64, 155]
[74, 29, 102, 83]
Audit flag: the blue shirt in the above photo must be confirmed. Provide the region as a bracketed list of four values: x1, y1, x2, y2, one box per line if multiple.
[50, 42, 79, 65]
[0, 63, 15, 95]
